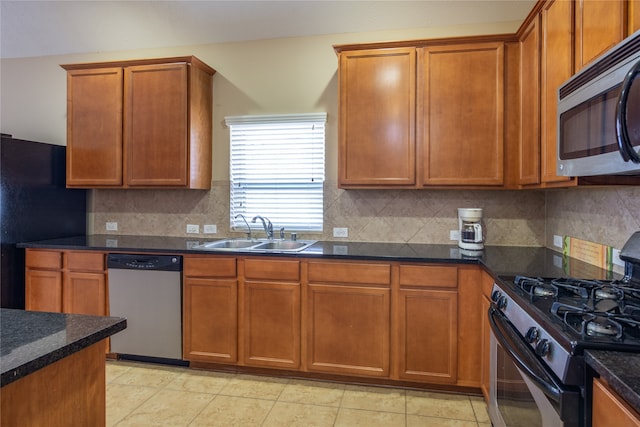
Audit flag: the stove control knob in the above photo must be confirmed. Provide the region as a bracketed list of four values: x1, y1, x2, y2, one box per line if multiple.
[535, 339, 551, 357]
[497, 296, 508, 310]
[491, 290, 501, 302]
[525, 327, 539, 343]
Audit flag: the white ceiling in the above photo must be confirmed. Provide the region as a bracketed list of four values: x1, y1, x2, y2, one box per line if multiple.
[0, 1, 535, 59]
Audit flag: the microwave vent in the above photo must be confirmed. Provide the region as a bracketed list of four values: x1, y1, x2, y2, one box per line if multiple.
[560, 32, 640, 100]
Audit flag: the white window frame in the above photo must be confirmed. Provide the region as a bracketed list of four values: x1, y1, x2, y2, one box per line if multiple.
[225, 113, 326, 234]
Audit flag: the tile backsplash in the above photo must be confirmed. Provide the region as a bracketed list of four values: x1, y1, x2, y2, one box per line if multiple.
[91, 180, 546, 246]
[545, 186, 640, 251]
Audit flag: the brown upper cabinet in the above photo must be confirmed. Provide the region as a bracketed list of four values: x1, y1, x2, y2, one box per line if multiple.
[540, 0, 574, 186]
[631, 0, 640, 34]
[419, 42, 505, 187]
[336, 38, 508, 189]
[575, 0, 627, 72]
[337, 48, 416, 187]
[517, 0, 640, 188]
[61, 56, 215, 189]
[518, 17, 541, 186]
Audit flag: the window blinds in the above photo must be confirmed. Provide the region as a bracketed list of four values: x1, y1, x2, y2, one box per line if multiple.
[225, 113, 326, 233]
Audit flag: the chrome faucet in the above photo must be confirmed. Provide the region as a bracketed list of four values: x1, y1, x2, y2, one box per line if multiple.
[234, 214, 253, 240]
[251, 215, 273, 239]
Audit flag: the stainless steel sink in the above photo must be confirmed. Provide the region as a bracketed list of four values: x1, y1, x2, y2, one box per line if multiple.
[194, 239, 259, 250]
[252, 240, 310, 251]
[192, 239, 316, 252]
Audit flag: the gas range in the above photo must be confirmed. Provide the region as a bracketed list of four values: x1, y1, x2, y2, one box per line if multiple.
[492, 275, 640, 386]
[492, 232, 640, 387]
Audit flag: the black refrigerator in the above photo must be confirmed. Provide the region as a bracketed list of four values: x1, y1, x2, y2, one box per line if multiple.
[1, 134, 87, 309]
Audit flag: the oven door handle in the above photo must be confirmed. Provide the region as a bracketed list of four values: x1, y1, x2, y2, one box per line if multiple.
[488, 306, 561, 402]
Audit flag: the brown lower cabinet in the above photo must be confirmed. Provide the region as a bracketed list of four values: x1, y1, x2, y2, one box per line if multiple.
[306, 260, 391, 377]
[25, 249, 106, 315]
[480, 270, 495, 400]
[240, 258, 301, 369]
[592, 377, 640, 427]
[183, 256, 238, 363]
[183, 256, 484, 388]
[395, 264, 458, 384]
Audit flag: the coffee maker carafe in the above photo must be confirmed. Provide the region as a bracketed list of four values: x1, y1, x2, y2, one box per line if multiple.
[458, 208, 484, 250]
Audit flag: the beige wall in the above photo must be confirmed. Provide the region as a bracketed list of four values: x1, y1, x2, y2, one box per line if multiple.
[3, 21, 635, 250]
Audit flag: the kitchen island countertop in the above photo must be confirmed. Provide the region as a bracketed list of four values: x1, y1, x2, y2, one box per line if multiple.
[1, 308, 126, 386]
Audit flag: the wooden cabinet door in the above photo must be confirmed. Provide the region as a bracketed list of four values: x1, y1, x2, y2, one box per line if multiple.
[419, 43, 504, 186]
[25, 249, 63, 312]
[66, 67, 123, 187]
[397, 288, 457, 383]
[25, 270, 63, 312]
[541, 0, 575, 185]
[457, 266, 483, 388]
[575, 0, 627, 71]
[240, 258, 301, 369]
[592, 377, 640, 427]
[338, 48, 416, 187]
[306, 261, 391, 377]
[63, 251, 107, 316]
[307, 283, 390, 377]
[240, 280, 300, 369]
[124, 63, 189, 187]
[395, 264, 458, 384]
[630, 0, 640, 34]
[63, 271, 106, 315]
[183, 256, 238, 363]
[481, 295, 491, 401]
[183, 277, 238, 363]
[519, 16, 541, 186]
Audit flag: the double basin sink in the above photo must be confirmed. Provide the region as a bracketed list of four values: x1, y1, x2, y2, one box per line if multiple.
[193, 238, 317, 253]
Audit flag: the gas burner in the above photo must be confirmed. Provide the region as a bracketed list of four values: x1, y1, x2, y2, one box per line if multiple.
[551, 302, 624, 339]
[551, 278, 602, 299]
[584, 314, 623, 338]
[607, 281, 640, 303]
[515, 276, 558, 298]
[593, 285, 624, 301]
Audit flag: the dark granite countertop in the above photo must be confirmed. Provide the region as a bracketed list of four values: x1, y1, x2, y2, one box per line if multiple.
[17, 234, 611, 280]
[1, 309, 126, 387]
[585, 350, 640, 412]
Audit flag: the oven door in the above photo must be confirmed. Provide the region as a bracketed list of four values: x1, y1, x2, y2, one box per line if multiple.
[488, 306, 582, 427]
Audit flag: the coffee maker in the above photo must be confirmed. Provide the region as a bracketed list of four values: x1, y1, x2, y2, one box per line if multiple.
[458, 208, 484, 251]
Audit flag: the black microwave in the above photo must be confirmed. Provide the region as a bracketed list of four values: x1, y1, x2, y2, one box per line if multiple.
[558, 30, 640, 176]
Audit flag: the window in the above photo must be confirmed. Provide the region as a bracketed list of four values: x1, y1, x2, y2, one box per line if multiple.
[226, 113, 326, 233]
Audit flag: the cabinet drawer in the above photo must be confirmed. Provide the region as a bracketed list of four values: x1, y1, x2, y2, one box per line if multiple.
[308, 261, 391, 286]
[244, 258, 300, 281]
[66, 251, 105, 272]
[25, 250, 62, 269]
[184, 256, 237, 277]
[399, 265, 457, 288]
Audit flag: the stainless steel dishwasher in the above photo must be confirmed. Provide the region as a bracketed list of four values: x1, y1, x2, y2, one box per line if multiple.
[107, 253, 183, 362]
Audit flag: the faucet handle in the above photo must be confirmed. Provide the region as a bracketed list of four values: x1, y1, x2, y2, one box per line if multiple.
[279, 227, 285, 240]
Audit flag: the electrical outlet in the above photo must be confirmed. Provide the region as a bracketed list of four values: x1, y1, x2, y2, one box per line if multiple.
[553, 235, 563, 248]
[204, 224, 217, 234]
[333, 227, 348, 238]
[450, 230, 459, 241]
[186, 224, 200, 234]
[106, 222, 118, 231]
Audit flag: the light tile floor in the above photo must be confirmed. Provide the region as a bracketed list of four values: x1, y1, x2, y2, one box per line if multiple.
[106, 360, 492, 427]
